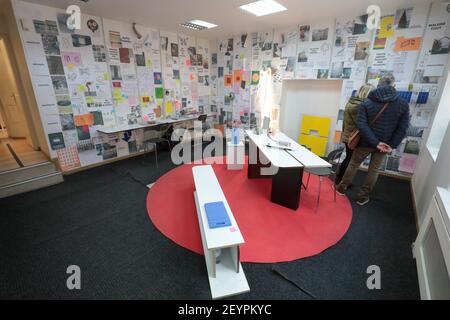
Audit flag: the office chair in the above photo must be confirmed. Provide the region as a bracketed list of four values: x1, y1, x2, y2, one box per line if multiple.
[303, 147, 344, 211]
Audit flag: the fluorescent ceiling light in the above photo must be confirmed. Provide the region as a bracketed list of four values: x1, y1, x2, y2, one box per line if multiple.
[240, 0, 287, 17]
[180, 20, 218, 30]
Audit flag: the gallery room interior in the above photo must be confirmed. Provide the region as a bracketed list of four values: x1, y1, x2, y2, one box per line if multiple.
[0, 0, 449, 301]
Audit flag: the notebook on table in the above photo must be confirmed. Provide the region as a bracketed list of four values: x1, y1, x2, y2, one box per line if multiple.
[204, 201, 231, 229]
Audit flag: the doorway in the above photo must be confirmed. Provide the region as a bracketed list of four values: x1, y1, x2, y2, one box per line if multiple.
[0, 36, 48, 173]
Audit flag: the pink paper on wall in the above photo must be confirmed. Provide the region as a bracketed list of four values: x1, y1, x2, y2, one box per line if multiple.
[399, 154, 418, 174]
[61, 52, 82, 66]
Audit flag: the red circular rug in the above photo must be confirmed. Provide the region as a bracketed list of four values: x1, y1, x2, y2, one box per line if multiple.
[146, 156, 352, 263]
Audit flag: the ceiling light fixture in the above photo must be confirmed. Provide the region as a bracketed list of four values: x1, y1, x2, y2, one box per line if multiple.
[180, 20, 218, 31]
[240, 0, 287, 17]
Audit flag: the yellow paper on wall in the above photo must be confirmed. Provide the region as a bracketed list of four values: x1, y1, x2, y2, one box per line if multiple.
[85, 96, 94, 104]
[78, 85, 87, 92]
[299, 135, 328, 157]
[103, 73, 109, 80]
[165, 101, 173, 114]
[379, 15, 395, 39]
[67, 63, 75, 70]
[112, 88, 122, 100]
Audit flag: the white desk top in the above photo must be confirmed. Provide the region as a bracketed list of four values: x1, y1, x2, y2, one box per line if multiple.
[192, 165, 245, 250]
[96, 114, 207, 134]
[246, 130, 330, 169]
[246, 131, 302, 168]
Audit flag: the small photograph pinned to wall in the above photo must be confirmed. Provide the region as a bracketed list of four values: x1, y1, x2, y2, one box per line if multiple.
[160, 36, 168, 51]
[430, 36, 450, 55]
[373, 31, 387, 50]
[395, 7, 413, 29]
[218, 67, 224, 78]
[76, 125, 91, 141]
[51, 76, 68, 94]
[110, 65, 122, 80]
[299, 25, 310, 42]
[48, 132, 66, 150]
[312, 28, 328, 41]
[72, 34, 92, 47]
[285, 57, 295, 72]
[93, 45, 107, 62]
[204, 75, 210, 86]
[317, 69, 329, 79]
[211, 53, 218, 66]
[330, 61, 344, 78]
[171, 43, 179, 57]
[135, 52, 146, 66]
[109, 31, 122, 48]
[413, 69, 439, 84]
[353, 14, 368, 35]
[57, 13, 74, 34]
[297, 50, 308, 63]
[59, 114, 75, 131]
[354, 41, 370, 60]
[251, 71, 260, 85]
[203, 58, 209, 70]
[119, 47, 132, 63]
[273, 43, 280, 58]
[173, 69, 180, 80]
[33, 20, 58, 35]
[102, 142, 118, 160]
[342, 68, 352, 79]
[56, 95, 72, 107]
[41, 34, 60, 55]
[227, 38, 234, 52]
[86, 19, 100, 35]
[196, 54, 203, 67]
[188, 46, 197, 62]
[153, 72, 162, 85]
[46, 56, 65, 75]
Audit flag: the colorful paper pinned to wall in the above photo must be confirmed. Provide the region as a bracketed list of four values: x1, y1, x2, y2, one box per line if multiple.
[224, 75, 233, 87]
[395, 37, 422, 52]
[165, 102, 173, 114]
[251, 71, 260, 85]
[74, 114, 94, 126]
[155, 87, 164, 99]
[379, 15, 395, 39]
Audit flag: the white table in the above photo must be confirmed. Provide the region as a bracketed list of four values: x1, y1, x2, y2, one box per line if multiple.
[192, 165, 250, 299]
[246, 130, 330, 210]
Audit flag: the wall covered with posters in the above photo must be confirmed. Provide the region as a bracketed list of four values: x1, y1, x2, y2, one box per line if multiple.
[211, 1, 450, 178]
[13, 0, 211, 171]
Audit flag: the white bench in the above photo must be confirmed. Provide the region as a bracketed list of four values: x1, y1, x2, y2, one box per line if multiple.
[192, 165, 250, 299]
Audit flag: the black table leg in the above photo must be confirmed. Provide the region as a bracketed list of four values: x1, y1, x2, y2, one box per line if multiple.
[248, 145, 271, 179]
[271, 166, 303, 210]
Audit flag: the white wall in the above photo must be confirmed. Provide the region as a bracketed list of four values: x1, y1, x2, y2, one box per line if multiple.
[279, 79, 342, 151]
[413, 63, 450, 226]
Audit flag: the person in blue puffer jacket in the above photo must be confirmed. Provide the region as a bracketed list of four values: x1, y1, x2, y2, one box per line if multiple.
[336, 75, 410, 205]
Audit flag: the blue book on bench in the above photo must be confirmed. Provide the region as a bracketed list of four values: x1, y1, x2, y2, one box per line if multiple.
[204, 201, 231, 229]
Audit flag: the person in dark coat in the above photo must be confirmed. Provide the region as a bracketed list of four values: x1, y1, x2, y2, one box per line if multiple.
[336, 75, 410, 205]
[335, 83, 375, 184]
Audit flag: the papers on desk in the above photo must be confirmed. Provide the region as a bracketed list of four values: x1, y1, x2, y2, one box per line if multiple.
[265, 142, 295, 151]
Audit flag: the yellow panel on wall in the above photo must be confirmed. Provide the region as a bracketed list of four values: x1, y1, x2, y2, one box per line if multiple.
[300, 115, 332, 137]
[299, 134, 328, 157]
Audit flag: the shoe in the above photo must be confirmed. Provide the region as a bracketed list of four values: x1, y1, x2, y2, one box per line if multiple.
[335, 184, 346, 196]
[357, 196, 370, 206]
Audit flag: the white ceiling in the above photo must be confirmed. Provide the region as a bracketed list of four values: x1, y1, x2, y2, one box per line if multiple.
[22, 0, 433, 39]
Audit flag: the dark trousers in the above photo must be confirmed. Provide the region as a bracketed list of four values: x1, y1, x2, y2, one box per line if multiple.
[335, 143, 353, 184]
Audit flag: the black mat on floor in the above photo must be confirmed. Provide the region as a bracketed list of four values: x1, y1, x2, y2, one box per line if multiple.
[0, 147, 419, 299]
